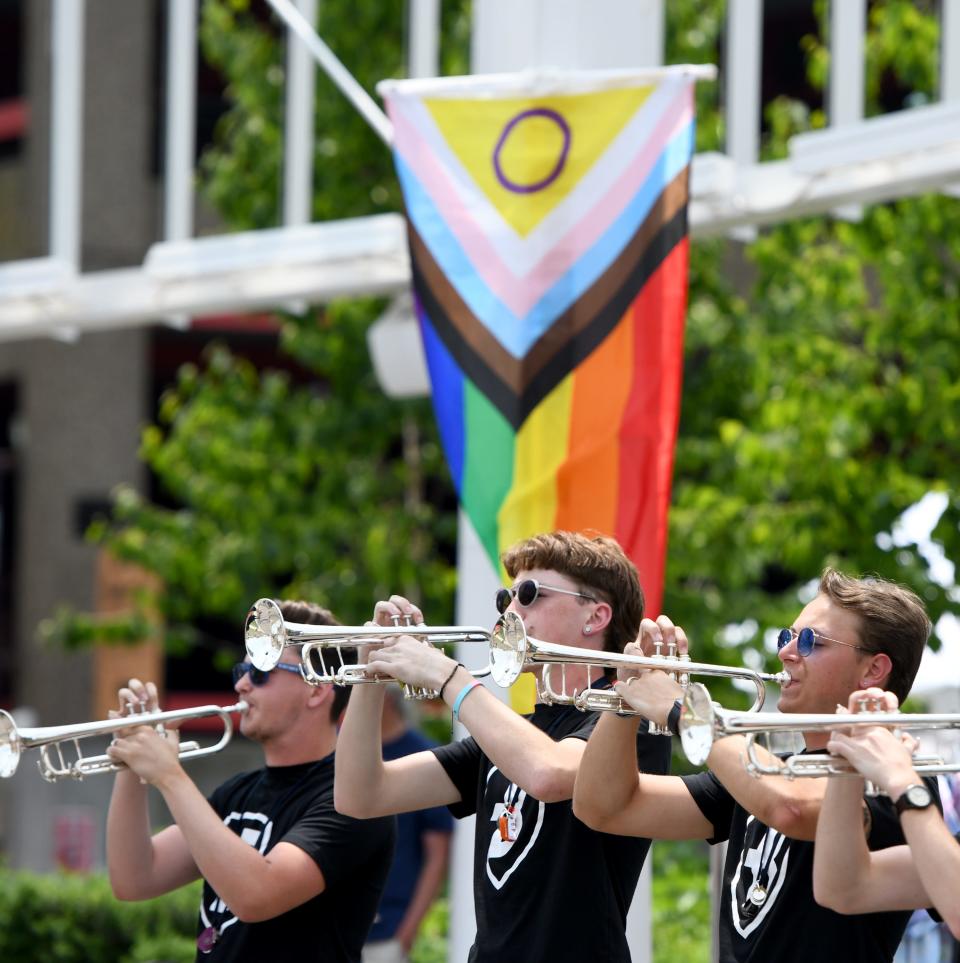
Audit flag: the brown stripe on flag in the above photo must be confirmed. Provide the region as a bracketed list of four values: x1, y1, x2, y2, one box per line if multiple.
[409, 167, 690, 399]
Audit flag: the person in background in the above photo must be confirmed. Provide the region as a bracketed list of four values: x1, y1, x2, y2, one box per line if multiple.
[363, 686, 453, 963]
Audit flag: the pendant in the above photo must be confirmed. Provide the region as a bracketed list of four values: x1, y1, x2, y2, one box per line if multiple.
[498, 805, 518, 842]
[749, 884, 767, 906]
[197, 926, 219, 954]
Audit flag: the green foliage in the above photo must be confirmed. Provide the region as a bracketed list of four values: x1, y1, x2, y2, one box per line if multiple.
[60, 0, 959, 699]
[0, 871, 199, 963]
[199, 0, 472, 227]
[64, 1, 466, 658]
[91, 328, 456, 661]
[660, 0, 959, 700]
[652, 840, 711, 963]
[410, 895, 448, 963]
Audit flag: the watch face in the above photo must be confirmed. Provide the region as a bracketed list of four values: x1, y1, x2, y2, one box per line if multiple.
[906, 785, 932, 807]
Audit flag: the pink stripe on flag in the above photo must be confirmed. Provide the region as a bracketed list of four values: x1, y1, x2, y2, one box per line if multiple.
[389, 86, 692, 320]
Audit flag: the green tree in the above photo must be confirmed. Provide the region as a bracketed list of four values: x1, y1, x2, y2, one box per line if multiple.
[651, 0, 960, 705]
[49, 0, 958, 689]
[44, 0, 471, 662]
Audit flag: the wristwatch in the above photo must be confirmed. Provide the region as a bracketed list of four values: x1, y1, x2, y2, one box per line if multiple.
[894, 783, 934, 816]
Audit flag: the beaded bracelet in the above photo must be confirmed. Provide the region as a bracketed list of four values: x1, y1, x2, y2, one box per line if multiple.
[439, 662, 464, 701]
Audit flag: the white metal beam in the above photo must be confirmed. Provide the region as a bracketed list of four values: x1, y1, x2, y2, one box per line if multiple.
[5, 113, 960, 341]
[0, 215, 409, 343]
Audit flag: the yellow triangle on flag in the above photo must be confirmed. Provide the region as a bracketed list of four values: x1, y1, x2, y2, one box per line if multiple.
[424, 84, 654, 238]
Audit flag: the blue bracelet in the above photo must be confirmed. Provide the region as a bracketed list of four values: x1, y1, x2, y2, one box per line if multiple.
[451, 681, 482, 721]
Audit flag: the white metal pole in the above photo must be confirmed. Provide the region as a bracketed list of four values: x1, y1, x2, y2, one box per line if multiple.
[164, 0, 198, 242]
[829, 0, 866, 220]
[450, 509, 505, 962]
[943, 0, 960, 102]
[725, 0, 762, 241]
[408, 0, 440, 79]
[264, 0, 393, 147]
[283, 0, 317, 227]
[50, 0, 85, 269]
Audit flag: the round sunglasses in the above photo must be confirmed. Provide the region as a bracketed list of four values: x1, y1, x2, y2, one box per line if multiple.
[495, 578, 596, 615]
[776, 627, 868, 657]
[232, 661, 302, 687]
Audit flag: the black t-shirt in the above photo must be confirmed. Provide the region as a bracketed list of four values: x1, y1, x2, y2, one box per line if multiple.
[197, 753, 396, 963]
[681, 768, 939, 963]
[433, 703, 672, 963]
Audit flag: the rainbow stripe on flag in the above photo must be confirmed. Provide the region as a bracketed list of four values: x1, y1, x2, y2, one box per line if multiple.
[379, 68, 702, 617]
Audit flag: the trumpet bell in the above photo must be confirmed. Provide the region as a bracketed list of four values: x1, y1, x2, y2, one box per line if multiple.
[679, 683, 716, 766]
[0, 710, 21, 777]
[246, 598, 287, 671]
[489, 612, 528, 688]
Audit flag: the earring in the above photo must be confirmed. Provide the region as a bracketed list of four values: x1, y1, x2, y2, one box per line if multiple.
[584, 625, 592, 634]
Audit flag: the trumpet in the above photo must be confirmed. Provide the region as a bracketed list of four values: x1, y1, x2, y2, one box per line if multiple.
[245, 598, 504, 698]
[487, 618, 789, 715]
[678, 682, 960, 789]
[0, 701, 247, 782]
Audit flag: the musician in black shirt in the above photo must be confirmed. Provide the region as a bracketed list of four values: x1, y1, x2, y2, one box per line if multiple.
[105, 600, 395, 963]
[335, 531, 672, 962]
[814, 686, 960, 944]
[574, 568, 932, 963]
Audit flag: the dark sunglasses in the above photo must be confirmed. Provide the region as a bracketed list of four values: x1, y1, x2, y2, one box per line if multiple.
[232, 661, 302, 687]
[776, 627, 868, 657]
[495, 578, 597, 615]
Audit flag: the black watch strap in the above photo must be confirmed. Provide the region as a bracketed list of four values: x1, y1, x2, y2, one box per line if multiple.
[895, 783, 934, 815]
[666, 699, 683, 737]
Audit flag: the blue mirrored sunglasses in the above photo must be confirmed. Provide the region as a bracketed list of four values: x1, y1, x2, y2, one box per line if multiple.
[232, 661, 302, 687]
[776, 627, 867, 657]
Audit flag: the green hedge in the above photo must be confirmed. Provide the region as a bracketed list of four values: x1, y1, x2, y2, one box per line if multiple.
[0, 871, 200, 963]
[0, 844, 709, 963]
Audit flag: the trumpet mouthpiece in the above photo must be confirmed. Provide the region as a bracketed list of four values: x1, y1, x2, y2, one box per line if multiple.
[235, 701, 249, 714]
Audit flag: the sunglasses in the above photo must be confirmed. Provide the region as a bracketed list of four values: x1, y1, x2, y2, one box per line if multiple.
[232, 661, 302, 687]
[495, 579, 597, 615]
[776, 627, 868, 657]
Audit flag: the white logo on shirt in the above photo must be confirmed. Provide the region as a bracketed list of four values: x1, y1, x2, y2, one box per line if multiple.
[729, 816, 790, 939]
[199, 810, 274, 934]
[484, 766, 545, 891]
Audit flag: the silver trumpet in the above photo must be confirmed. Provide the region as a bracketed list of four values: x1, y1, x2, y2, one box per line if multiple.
[0, 701, 247, 782]
[487, 616, 789, 717]
[679, 682, 960, 790]
[244, 598, 506, 699]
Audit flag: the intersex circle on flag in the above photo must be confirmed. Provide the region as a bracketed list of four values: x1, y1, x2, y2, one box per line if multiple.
[492, 108, 571, 194]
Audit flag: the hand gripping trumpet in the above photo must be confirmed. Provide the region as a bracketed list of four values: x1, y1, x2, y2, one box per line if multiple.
[485, 615, 789, 717]
[0, 701, 247, 782]
[678, 682, 960, 791]
[244, 598, 504, 698]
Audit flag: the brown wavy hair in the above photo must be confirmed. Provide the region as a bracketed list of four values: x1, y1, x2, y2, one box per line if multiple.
[276, 600, 351, 721]
[501, 531, 643, 653]
[818, 568, 931, 703]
